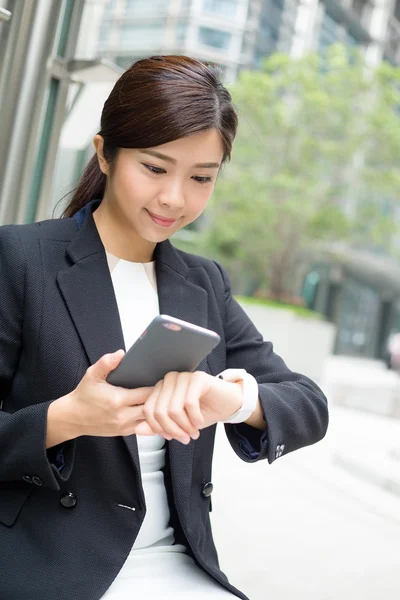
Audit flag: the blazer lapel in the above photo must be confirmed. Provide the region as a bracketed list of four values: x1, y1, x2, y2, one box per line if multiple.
[56, 205, 145, 469]
[57, 207, 125, 364]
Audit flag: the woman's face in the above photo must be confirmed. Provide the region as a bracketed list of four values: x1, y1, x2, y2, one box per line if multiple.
[95, 129, 224, 245]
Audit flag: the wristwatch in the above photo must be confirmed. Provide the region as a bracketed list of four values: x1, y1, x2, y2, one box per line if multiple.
[217, 368, 259, 424]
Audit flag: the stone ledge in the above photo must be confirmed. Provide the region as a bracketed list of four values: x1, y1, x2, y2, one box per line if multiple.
[333, 451, 400, 497]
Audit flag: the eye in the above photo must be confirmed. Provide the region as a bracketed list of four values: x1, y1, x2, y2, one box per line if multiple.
[143, 164, 165, 175]
[193, 176, 212, 184]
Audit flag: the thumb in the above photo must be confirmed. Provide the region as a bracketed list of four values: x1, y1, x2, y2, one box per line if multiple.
[135, 421, 160, 436]
[93, 349, 125, 381]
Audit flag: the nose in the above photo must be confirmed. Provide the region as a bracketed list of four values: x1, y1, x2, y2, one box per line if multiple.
[158, 181, 185, 211]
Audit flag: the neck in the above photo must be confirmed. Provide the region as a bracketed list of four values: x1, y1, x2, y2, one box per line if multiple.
[93, 199, 156, 263]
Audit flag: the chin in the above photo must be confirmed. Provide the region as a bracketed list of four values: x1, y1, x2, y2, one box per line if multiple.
[143, 229, 174, 244]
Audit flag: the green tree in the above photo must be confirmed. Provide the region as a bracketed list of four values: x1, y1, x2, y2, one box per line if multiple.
[193, 46, 400, 299]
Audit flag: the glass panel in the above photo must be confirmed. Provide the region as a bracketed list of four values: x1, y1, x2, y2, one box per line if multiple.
[396, 0, 400, 21]
[198, 26, 231, 50]
[203, 0, 237, 18]
[115, 55, 138, 69]
[25, 78, 59, 223]
[56, 0, 75, 58]
[335, 279, 380, 357]
[352, 0, 366, 18]
[253, 0, 282, 62]
[125, 0, 170, 15]
[176, 20, 188, 44]
[104, 0, 114, 13]
[319, 11, 341, 51]
[99, 22, 109, 43]
[120, 24, 164, 49]
[345, 31, 360, 47]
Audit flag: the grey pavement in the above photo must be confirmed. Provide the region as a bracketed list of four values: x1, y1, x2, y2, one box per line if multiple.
[210, 405, 400, 600]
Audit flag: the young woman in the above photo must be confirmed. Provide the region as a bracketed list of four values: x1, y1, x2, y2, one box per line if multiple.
[0, 55, 328, 600]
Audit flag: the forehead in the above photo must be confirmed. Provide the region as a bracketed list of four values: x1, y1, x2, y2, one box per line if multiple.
[141, 129, 225, 165]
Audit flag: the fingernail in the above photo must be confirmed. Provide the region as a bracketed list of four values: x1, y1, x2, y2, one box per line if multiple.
[191, 432, 199, 440]
[180, 437, 190, 445]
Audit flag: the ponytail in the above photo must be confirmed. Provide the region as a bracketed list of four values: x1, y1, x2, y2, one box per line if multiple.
[62, 155, 106, 218]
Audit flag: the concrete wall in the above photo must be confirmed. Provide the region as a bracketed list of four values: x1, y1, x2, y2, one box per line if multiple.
[237, 300, 336, 382]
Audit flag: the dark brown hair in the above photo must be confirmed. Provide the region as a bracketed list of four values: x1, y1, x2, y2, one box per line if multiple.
[62, 55, 238, 218]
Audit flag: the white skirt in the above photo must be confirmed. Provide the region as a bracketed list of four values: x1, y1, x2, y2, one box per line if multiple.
[101, 545, 236, 599]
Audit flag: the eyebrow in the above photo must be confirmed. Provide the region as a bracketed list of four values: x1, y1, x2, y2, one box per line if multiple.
[139, 149, 220, 169]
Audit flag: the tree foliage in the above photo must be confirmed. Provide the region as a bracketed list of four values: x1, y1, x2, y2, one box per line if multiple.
[193, 46, 400, 299]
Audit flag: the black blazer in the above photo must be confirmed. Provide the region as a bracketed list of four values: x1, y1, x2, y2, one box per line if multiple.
[0, 200, 328, 600]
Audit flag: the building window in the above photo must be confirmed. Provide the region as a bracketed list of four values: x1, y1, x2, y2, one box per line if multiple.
[198, 26, 231, 50]
[319, 10, 362, 53]
[352, 0, 367, 19]
[99, 22, 109, 43]
[176, 21, 188, 44]
[344, 30, 359, 48]
[125, 0, 169, 12]
[203, 0, 238, 18]
[319, 11, 342, 50]
[120, 24, 165, 49]
[252, 0, 283, 65]
[114, 55, 139, 69]
[104, 0, 114, 13]
[395, 0, 400, 20]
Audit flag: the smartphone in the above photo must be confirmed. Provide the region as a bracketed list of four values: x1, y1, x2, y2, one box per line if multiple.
[106, 314, 221, 388]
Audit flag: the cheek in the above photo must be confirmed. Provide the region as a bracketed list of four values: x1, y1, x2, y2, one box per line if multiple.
[189, 185, 214, 215]
[114, 166, 151, 204]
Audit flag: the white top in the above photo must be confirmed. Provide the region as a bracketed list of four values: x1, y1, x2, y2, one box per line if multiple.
[100, 254, 234, 599]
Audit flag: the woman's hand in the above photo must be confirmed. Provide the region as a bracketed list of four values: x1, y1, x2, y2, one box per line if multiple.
[134, 371, 243, 443]
[55, 350, 160, 439]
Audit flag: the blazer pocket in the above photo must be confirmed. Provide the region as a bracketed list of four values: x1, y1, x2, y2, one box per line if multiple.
[0, 481, 34, 527]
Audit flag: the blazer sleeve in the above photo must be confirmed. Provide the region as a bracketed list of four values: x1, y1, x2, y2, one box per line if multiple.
[0, 226, 74, 491]
[213, 261, 329, 464]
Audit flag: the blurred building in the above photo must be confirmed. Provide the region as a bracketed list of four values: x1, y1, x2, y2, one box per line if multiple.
[95, 0, 294, 81]
[96, 0, 400, 82]
[299, 245, 400, 360]
[292, 0, 400, 66]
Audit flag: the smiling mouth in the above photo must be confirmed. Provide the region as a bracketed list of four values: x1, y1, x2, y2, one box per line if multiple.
[146, 210, 179, 227]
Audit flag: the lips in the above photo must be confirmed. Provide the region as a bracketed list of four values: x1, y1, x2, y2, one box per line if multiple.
[146, 210, 178, 228]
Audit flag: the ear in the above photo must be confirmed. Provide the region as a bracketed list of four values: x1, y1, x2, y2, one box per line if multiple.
[93, 135, 110, 175]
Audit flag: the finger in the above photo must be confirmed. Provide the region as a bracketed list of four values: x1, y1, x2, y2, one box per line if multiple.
[141, 382, 165, 436]
[185, 375, 206, 430]
[113, 405, 155, 436]
[149, 375, 192, 444]
[91, 350, 125, 382]
[133, 421, 156, 436]
[167, 374, 200, 438]
[119, 386, 155, 407]
[134, 420, 172, 439]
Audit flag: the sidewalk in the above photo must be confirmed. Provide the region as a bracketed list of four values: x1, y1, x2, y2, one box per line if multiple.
[211, 406, 400, 600]
[328, 407, 400, 498]
[319, 356, 400, 498]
